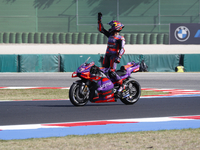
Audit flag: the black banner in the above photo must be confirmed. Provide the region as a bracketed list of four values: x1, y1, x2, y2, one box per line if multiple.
[170, 23, 200, 44]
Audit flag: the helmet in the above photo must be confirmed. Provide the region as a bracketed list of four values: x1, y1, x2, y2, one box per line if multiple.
[108, 20, 124, 33]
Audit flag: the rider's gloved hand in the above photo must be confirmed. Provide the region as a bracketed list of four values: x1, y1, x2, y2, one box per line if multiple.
[98, 12, 102, 22]
[115, 57, 121, 63]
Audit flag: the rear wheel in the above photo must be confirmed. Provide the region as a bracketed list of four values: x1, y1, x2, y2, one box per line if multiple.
[120, 79, 141, 105]
[69, 82, 89, 106]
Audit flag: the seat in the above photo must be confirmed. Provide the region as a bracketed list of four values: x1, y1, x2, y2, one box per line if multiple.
[116, 66, 127, 76]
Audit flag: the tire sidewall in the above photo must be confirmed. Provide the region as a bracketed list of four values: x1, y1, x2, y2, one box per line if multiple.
[69, 82, 89, 106]
[120, 79, 141, 105]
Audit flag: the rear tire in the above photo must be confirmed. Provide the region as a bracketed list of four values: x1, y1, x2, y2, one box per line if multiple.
[69, 82, 89, 106]
[120, 79, 141, 105]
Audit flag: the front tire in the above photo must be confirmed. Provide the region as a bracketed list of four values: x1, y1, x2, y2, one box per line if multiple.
[69, 82, 89, 106]
[120, 79, 141, 105]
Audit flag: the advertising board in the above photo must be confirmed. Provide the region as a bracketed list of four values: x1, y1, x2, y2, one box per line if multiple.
[170, 23, 200, 44]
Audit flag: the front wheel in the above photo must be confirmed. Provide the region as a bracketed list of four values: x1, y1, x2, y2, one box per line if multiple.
[120, 79, 141, 105]
[69, 82, 89, 106]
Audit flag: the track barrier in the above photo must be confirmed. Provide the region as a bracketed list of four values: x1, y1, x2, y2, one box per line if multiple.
[0, 54, 198, 72]
[183, 54, 200, 72]
[0, 32, 169, 44]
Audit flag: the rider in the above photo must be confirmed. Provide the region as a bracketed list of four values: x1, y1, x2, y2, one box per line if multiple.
[97, 12, 125, 92]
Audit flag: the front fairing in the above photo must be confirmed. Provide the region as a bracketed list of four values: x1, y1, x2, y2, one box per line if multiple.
[77, 61, 95, 73]
[72, 57, 95, 79]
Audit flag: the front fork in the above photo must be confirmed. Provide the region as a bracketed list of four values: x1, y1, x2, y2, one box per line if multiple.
[78, 79, 91, 96]
[79, 83, 88, 96]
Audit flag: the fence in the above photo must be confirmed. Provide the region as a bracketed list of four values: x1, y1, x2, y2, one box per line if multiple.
[0, 0, 199, 33]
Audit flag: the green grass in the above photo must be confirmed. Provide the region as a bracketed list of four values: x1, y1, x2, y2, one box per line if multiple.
[141, 90, 167, 96]
[0, 89, 69, 100]
[0, 89, 168, 100]
[0, 129, 200, 150]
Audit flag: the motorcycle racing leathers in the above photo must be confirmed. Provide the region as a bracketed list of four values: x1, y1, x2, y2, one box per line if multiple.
[98, 20, 125, 87]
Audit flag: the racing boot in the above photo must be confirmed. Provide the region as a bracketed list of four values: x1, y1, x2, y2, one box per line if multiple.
[109, 69, 125, 94]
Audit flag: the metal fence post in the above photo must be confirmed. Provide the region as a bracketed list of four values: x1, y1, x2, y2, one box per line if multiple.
[76, 0, 79, 32]
[158, 0, 160, 32]
[35, 7, 38, 32]
[199, 0, 200, 23]
[117, 0, 119, 21]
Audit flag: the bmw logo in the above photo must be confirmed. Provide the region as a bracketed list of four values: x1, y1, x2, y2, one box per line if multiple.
[174, 26, 190, 42]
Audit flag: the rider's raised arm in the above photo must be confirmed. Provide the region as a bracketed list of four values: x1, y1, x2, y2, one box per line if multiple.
[98, 12, 110, 38]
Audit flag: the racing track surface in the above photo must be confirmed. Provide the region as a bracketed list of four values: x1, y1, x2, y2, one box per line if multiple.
[0, 72, 200, 90]
[0, 72, 200, 126]
[1, 97, 200, 126]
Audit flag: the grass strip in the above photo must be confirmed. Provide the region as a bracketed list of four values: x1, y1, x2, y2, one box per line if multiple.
[0, 128, 200, 149]
[0, 89, 168, 100]
[0, 89, 69, 100]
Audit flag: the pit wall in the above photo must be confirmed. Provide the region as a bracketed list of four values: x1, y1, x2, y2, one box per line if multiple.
[1, 54, 200, 72]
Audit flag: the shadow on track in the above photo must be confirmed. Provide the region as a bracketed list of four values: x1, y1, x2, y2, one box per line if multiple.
[36, 103, 127, 108]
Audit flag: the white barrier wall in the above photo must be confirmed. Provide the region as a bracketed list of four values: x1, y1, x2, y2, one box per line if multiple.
[0, 44, 200, 54]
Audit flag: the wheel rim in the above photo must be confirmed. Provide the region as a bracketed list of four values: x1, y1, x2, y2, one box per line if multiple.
[73, 85, 88, 103]
[129, 83, 137, 97]
[125, 81, 140, 102]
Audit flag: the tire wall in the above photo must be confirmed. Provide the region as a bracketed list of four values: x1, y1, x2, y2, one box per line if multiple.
[0, 32, 169, 44]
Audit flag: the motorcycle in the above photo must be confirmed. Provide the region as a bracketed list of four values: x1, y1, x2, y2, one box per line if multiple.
[69, 57, 141, 106]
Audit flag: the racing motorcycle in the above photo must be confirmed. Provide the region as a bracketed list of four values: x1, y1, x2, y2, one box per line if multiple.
[69, 57, 141, 106]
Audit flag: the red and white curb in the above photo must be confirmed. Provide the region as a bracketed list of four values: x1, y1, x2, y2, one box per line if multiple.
[141, 88, 200, 97]
[0, 87, 200, 102]
[1, 115, 200, 140]
[0, 115, 200, 131]
[0, 86, 200, 94]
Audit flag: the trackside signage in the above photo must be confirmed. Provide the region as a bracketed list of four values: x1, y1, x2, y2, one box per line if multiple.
[170, 23, 200, 44]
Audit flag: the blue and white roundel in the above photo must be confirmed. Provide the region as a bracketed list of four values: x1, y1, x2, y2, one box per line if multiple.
[174, 26, 190, 42]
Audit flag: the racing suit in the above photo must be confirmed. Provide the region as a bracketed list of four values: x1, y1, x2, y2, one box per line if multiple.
[98, 19, 125, 87]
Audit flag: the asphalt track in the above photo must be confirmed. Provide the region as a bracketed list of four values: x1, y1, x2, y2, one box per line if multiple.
[0, 72, 200, 90]
[0, 72, 200, 140]
[0, 96, 200, 126]
[0, 72, 200, 126]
